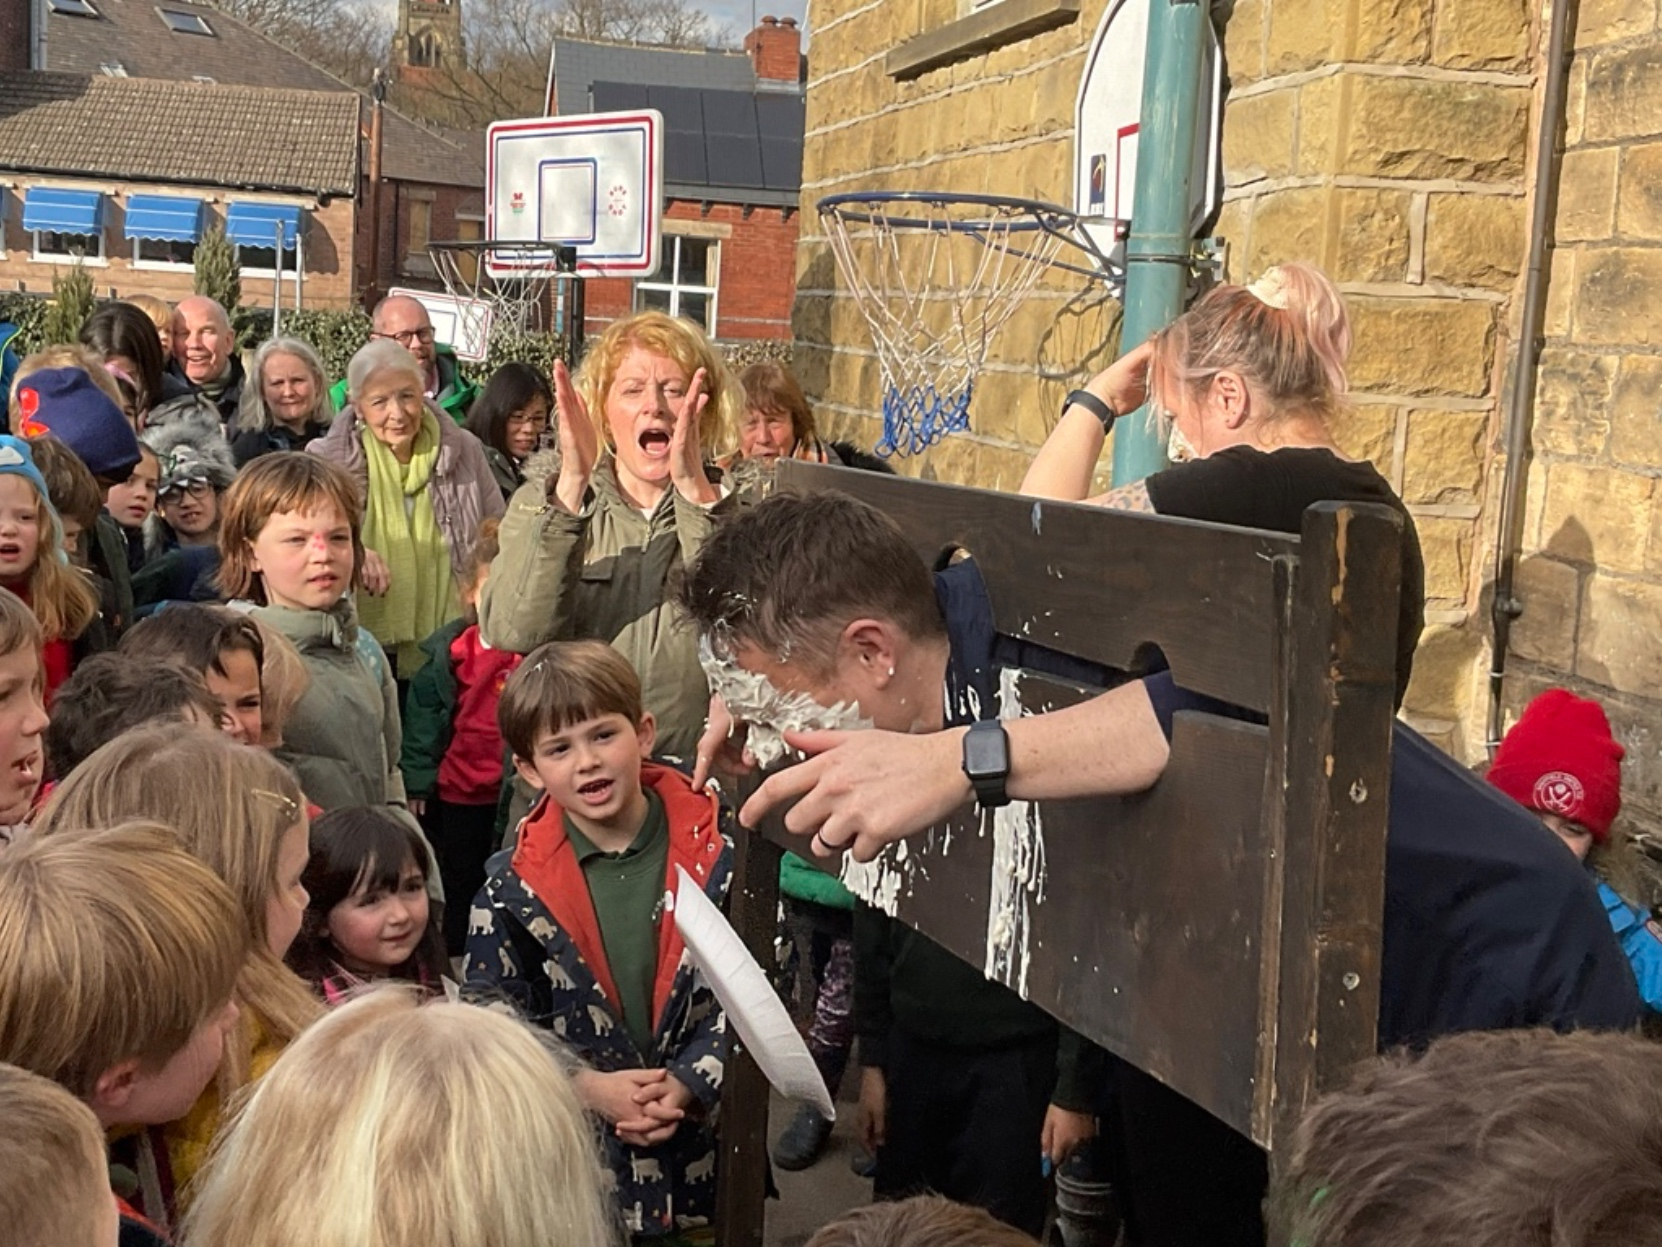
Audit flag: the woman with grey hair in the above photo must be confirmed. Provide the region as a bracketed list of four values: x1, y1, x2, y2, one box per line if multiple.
[309, 338, 502, 675]
[231, 336, 334, 466]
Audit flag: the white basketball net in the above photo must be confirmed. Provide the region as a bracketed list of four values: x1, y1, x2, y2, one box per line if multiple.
[820, 195, 1113, 458]
[429, 242, 557, 341]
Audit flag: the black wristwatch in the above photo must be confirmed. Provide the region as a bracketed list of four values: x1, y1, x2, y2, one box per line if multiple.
[1065, 388, 1118, 433]
[962, 720, 1011, 810]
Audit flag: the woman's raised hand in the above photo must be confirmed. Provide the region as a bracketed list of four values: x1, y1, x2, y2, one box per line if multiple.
[359, 547, 391, 596]
[1085, 337, 1155, 420]
[551, 359, 599, 515]
[669, 367, 719, 506]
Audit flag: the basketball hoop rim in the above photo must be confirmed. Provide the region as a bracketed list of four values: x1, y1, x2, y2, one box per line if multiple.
[816, 190, 1122, 284]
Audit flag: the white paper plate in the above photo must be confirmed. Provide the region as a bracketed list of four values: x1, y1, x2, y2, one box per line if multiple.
[673, 866, 836, 1120]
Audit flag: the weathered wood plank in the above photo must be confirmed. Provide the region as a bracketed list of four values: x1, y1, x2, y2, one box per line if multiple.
[778, 461, 1300, 715]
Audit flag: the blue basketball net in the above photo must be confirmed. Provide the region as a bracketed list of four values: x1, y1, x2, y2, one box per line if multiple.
[878, 382, 974, 458]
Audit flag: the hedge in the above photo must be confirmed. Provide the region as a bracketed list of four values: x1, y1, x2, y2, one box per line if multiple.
[0, 291, 793, 387]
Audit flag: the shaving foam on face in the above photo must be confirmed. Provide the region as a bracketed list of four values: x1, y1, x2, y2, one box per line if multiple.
[698, 634, 871, 768]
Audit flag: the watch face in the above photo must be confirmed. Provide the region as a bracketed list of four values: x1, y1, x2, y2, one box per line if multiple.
[964, 723, 1009, 778]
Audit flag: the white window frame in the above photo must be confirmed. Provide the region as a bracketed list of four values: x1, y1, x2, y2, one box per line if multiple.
[234, 243, 300, 281]
[634, 234, 720, 334]
[48, 0, 99, 16]
[32, 229, 106, 265]
[131, 235, 197, 271]
[158, 8, 214, 34]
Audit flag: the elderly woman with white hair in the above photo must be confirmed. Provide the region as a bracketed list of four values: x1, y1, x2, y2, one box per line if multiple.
[310, 338, 502, 674]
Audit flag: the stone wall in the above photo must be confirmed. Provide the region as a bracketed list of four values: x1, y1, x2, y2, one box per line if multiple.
[1498, 0, 1662, 849]
[794, 0, 1540, 747]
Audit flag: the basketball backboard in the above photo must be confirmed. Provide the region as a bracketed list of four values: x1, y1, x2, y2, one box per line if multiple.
[1074, 0, 1223, 259]
[486, 110, 664, 280]
[387, 287, 493, 363]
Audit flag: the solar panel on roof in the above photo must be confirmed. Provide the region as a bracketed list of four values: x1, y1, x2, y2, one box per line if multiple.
[759, 137, 801, 191]
[649, 85, 705, 130]
[707, 135, 764, 190]
[702, 91, 758, 139]
[589, 80, 649, 112]
[663, 136, 707, 184]
[755, 92, 805, 141]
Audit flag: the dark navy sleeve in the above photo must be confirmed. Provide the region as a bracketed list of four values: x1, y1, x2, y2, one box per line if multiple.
[1140, 671, 1263, 740]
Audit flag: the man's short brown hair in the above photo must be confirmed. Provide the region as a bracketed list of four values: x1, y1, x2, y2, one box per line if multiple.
[675, 489, 944, 678]
[45, 653, 224, 778]
[806, 1196, 1039, 1247]
[0, 821, 247, 1098]
[0, 1063, 111, 1247]
[1272, 1027, 1662, 1247]
[497, 639, 645, 761]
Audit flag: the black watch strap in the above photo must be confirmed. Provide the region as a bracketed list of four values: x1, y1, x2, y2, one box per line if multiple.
[962, 720, 1012, 810]
[1065, 388, 1118, 433]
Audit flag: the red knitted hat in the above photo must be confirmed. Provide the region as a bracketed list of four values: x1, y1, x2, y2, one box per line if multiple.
[1488, 688, 1624, 843]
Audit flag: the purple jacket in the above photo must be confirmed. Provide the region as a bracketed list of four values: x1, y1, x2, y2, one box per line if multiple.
[309, 398, 505, 573]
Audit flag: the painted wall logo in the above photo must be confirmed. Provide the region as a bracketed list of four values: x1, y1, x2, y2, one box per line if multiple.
[510, 190, 526, 216]
[1533, 771, 1585, 816]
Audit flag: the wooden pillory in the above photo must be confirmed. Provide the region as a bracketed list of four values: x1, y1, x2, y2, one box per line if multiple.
[713, 460, 1405, 1247]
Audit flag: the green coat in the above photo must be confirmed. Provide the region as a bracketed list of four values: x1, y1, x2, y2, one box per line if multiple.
[476, 450, 720, 761]
[249, 598, 408, 811]
[780, 850, 855, 911]
[328, 343, 479, 423]
[399, 616, 466, 800]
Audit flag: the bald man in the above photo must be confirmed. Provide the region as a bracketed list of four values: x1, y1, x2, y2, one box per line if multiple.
[169, 296, 245, 427]
[328, 294, 478, 421]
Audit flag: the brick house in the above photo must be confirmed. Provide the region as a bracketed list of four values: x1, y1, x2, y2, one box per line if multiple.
[546, 20, 805, 340]
[0, 73, 358, 308]
[43, 0, 485, 307]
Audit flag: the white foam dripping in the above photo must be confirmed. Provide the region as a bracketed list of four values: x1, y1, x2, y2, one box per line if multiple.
[982, 666, 1048, 999]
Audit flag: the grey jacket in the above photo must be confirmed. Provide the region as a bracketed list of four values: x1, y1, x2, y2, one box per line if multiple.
[308, 398, 505, 573]
[477, 450, 720, 759]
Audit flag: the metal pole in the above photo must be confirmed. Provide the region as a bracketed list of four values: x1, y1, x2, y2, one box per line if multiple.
[1110, 0, 1211, 487]
[296, 224, 305, 313]
[366, 69, 388, 307]
[272, 220, 283, 337]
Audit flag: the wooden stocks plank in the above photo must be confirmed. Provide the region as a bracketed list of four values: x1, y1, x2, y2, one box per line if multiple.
[713, 816, 781, 1247]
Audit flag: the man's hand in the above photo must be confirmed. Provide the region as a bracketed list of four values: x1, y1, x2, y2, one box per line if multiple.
[572, 1068, 668, 1139]
[359, 547, 391, 596]
[739, 727, 971, 862]
[551, 358, 599, 515]
[1041, 1104, 1097, 1170]
[857, 1066, 887, 1156]
[691, 694, 756, 791]
[620, 1071, 695, 1147]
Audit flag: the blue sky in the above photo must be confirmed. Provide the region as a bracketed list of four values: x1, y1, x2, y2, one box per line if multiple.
[699, 0, 808, 43]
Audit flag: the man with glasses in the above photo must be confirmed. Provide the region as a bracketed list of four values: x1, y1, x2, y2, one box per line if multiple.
[331, 294, 479, 421]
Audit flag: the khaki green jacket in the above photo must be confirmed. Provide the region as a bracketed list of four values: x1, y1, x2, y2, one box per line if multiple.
[478, 451, 717, 760]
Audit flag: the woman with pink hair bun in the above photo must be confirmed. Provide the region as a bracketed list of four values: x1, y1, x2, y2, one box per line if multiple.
[1022, 260, 1425, 708]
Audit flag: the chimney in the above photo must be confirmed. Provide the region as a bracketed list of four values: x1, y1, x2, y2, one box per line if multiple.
[744, 15, 801, 85]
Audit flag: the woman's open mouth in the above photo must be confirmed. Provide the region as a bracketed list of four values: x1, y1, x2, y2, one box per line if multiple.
[637, 429, 672, 459]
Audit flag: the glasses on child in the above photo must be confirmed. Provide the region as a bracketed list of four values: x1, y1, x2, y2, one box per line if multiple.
[374, 328, 436, 346]
[160, 479, 213, 500]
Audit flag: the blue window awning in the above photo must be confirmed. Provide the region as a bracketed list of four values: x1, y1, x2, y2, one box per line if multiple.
[22, 187, 104, 234]
[225, 201, 301, 250]
[124, 194, 204, 243]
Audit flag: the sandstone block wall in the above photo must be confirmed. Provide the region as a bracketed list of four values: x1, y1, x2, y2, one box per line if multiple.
[795, 0, 1536, 749]
[1500, 0, 1662, 848]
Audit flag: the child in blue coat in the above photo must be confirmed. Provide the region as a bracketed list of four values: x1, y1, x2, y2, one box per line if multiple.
[1489, 687, 1662, 1013]
[462, 639, 732, 1241]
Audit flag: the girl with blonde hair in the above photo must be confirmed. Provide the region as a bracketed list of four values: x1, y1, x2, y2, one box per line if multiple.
[33, 723, 322, 1202]
[478, 310, 741, 758]
[180, 986, 621, 1247]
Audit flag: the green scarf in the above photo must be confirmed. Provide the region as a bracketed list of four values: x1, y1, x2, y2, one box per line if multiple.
[356, 410, 458, 673]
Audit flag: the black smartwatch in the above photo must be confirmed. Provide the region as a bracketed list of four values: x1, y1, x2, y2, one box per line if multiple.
[962, 720, 1011, 810]
[1065, 388, 1118, 433]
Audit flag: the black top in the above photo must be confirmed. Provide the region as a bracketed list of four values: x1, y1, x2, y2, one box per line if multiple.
[1146, 446, 1426, 708]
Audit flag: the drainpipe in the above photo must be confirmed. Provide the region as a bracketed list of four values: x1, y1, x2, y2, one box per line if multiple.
[1486, 0, 1580, 751]
[1110, 0, 1211, 486]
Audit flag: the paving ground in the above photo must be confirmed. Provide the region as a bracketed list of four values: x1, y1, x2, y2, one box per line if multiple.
[762, 1086, 872, 1247]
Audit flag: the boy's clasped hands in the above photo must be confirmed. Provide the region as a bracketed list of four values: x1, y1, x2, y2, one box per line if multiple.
[575, 1067, 696, 1147]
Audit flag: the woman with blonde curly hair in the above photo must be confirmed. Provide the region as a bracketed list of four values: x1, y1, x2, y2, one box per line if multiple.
[180, 987, 621, 1247]
[33, 724, 322, 1207]
[478, 310, 740, 758]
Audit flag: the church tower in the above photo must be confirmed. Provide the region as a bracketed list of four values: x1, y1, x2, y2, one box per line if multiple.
[394, 0, 464, 80]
